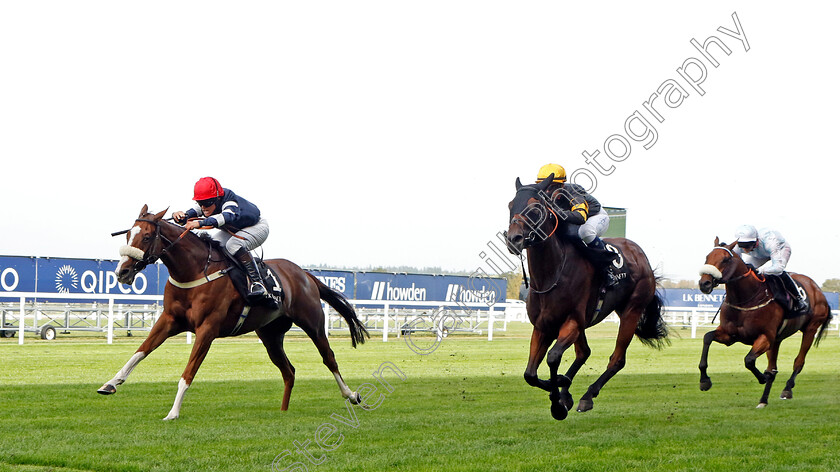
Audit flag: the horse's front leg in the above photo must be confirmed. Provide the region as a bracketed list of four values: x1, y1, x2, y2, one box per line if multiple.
[98, 312, 183, 395]
[757, 342, 780, 408]
[744, 334, 772, 385]
[744, 334, 773, 408]
[163, 324, 218, 421]
[545, 320, 580, 421]
[699, 328, 733, 391]
[523, 328, 554, 392]
[559, 332, 591, 411]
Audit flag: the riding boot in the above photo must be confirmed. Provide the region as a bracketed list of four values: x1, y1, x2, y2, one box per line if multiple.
[588, 237, 619, 287]
[781, 271, 808, 313]
[234, 247, 267, 303]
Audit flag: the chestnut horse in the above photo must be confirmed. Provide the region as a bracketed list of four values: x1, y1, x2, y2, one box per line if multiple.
[99, 205, 369, 420]
[698, 238, 832, 408]
[506, 176, 669, 420]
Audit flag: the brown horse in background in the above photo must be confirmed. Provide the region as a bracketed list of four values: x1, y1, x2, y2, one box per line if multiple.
[698, 238, 832, 408]
[99, 205, 369, 420]
[505, 176, 669, 420]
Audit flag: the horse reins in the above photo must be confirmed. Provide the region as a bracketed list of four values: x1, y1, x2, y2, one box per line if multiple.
[707, 246, 773, 312]
[512, 202, 563, 294]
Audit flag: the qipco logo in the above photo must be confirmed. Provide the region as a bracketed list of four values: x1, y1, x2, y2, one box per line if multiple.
[80, 270, 147, 294]
[1, 267, 19, 291]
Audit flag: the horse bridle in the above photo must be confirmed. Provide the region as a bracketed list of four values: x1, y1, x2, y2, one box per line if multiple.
[509, 190, 560, 248]
[508, 191, 563, 294]
[704, 246, 764, 287]
[125, 218, 181, 268]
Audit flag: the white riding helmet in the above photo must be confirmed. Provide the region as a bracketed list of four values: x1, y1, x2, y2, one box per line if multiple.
[735, 224, 758, 243]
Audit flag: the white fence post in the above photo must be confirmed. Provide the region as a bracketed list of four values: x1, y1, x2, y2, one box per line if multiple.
[186, 332, 193, 344]
[487, 309, 494, 341]
[382, 302, 389, 342]
[107, 298, 114, 344]
[691, 308, 698, 339]
[18, 297, 24, 345]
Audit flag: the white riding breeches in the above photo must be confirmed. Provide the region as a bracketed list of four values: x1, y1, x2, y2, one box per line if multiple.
[578, 209, 610, 244]
[209, 217, 270, 255]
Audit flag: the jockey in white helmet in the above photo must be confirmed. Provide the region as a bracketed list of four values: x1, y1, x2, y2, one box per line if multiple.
[734, 224, 806, 312]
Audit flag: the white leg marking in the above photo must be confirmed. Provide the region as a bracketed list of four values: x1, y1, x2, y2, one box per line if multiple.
[163, 377, 190, 420]
[333, 372, 359, 403]
[107, 352, 146, 387]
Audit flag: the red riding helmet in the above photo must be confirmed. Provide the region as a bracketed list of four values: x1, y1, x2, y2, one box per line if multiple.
[193, 177, 223, 201]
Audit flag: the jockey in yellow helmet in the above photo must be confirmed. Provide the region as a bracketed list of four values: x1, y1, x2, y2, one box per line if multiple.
[536, 164, 618, 285]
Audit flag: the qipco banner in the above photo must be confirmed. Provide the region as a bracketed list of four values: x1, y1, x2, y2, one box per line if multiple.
[0, 256, 164, 302]
[0, 256, 36, 293]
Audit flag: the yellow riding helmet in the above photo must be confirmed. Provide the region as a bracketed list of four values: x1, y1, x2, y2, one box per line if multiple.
[536, 163, 566, 183]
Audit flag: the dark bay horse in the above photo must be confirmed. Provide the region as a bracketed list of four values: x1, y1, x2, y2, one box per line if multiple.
[99, 205, 369, 420]
[506, 176, 669, 420]
[698, 238, 832, 408]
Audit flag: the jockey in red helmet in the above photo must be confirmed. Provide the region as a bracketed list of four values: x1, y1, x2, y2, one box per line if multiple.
[173, 177, 270, 303]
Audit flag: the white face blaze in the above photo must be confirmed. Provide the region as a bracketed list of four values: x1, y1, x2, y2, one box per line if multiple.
[116, 226, 144, 275]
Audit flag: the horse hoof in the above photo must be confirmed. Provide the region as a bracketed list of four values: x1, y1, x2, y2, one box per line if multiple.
[349, 392, 362, 405]
[550, 398, 568, 421]
[163, 413, 180, 421]
[559, 391, 574, 411]
[97, 384, 116, 395]
[780, 390, 793, 400]
[577, 398, 593, 412]
[756, 403, 767, 409]
[699, 379, 712, 391]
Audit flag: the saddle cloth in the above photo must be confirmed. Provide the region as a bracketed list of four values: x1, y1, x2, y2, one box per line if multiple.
[764, 274, 809, 318]
[228, 257, 285, 307]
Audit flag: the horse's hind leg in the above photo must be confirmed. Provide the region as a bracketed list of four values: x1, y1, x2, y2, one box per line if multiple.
[98, 312, 183, 395]
[256, 317, 296, 411]
[578, 313, 637, 413]
[782, 320, 821, 400]
[297, 312, 361, 404]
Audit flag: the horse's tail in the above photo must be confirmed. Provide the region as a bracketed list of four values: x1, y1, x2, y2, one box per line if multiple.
[635, 284, 670, 350]
[814, 309, 833, 348]
[307, 273, 370, 348]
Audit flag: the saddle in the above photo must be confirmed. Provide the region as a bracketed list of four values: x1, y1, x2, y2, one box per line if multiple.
[764, 274, 810, 318]
[228, 257, 285, 308]
[198, 234, 284, 307]
[589, 242, 632, 322]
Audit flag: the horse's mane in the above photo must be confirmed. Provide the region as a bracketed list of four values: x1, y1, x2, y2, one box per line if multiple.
[197, 231, 224, 251]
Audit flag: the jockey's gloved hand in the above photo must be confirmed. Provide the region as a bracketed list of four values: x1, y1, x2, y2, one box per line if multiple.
[173, 213, 187, 225]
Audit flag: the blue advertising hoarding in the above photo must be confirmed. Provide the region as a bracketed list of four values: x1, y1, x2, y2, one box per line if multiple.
[661, 288, 839, 311]
[307, 270, 354, 299]
[0, 256, 162, 302]
[355, 272, 506, 308]
[0, 256, 37, 293]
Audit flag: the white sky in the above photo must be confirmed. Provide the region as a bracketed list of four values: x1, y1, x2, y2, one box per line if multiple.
[2, 2, 838, 284]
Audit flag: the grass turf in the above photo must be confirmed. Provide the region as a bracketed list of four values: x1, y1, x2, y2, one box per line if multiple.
[0, 323, 838, 471]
